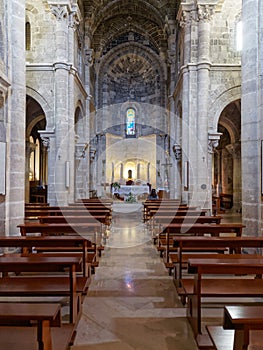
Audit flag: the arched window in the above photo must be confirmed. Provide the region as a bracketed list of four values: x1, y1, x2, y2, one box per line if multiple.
[126, 108, 136, 137]
[26, 21, 31, 51]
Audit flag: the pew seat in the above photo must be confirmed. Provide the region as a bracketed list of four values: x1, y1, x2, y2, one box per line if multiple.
[206, 326, 263, 350]
[0, 324, 76, 350]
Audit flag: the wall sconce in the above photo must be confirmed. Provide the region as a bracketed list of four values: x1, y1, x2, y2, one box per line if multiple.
[172, 143, 182, 160]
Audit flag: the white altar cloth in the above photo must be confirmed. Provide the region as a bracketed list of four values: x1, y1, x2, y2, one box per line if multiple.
[112, 185, 149, 197]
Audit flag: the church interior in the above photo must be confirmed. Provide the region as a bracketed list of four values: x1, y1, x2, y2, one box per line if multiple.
[0, 0, 263, 349]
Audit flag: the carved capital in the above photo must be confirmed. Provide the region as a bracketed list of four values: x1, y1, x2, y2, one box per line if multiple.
[49, 4, 69, 22]
[84, 48, 94, 66]
[90, 147, 96, 161]
[38, 129, 55, 151]
[172, 143, 182, 161]
[197, 4, 215, 22]
[75, 143, 87, 160]
[41, 137, 50, 150]
[208, 132, 222, 153]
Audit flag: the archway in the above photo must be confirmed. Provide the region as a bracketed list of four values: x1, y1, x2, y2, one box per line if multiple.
[26, 95, 47, 203]
[213, 100, 241, 213]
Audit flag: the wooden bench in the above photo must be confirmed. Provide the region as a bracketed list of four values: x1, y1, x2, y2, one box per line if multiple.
[206, 314, 263, 350]
[0, 235, 93, 277]
[158, 223, 245, 268]
[0, 302, 64, 350]
[185, 257, 263, 345]
[151, 215, 222, 244]
[39, 215, 110, 226]
[0, 255, 83, 324]
[0, 324, 76, 350]
[18, 222, 104, 260]
[221, 305, 263, 349]
[145, 208, 205, 222]
[173, 236, 263, 281]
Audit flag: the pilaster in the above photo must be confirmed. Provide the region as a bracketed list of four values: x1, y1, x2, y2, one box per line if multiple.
[47, 1, 80, 205]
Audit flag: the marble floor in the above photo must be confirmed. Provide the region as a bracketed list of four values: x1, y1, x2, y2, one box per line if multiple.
[71, 205, 242, 350]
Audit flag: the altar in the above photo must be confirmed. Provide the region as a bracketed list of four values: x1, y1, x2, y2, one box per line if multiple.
[112, 185, 149, 200]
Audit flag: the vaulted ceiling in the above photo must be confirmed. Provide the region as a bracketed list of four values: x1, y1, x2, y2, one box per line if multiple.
[81, 1, 179, 107]
[82, 0, 179, 54]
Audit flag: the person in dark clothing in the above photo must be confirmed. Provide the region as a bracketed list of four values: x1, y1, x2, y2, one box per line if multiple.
[148, 188, 158, 199]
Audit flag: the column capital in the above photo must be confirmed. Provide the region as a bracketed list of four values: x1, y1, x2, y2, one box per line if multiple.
[75, 143, 88, 160]
[208, 131, 222, 153]
[48, 1, 80, 23]
[197, 4, 216, 22]
[38, 129, 55, 151]
[177, 4, 196, 28]
[84, 48, 94, 66]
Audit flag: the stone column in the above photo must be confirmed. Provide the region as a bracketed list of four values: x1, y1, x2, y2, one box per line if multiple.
[48, 2, 79, 205]
[25, 140, 37, 203]
[5, 0, 26, 235]
[221, 148, 233, 194]
[84, 47, 94, 198]
[226, 142, 241, 213]
[111, 162, 114, 183]
[194, 4, 215, 209]
[120, 163, 123, 180]
[241, 0, 262, 238]
[177, 4, 194, 204]
[137, 163, 140, 179]
[147, 162, 150, 183]
[39, 131, 55, 202]
[208, 132, 222, 211]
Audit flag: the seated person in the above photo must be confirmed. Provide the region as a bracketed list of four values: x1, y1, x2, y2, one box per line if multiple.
[148, 188, 158, 200]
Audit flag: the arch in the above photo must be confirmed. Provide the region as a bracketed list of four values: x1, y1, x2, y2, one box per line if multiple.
[209, 85, 241, 131]
[26, 87, 52, 128]
[97, 42, 166, 109]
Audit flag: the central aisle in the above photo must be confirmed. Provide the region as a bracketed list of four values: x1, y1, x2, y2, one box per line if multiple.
[72, 204, 198, 350]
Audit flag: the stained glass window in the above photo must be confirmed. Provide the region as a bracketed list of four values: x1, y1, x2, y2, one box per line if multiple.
[126, 108, 136, 136]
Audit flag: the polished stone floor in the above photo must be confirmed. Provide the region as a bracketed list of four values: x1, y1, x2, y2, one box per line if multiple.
[72, 205, 242, 350]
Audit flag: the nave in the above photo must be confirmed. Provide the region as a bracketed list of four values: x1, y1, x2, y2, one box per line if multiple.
[72, 207, 242, 350]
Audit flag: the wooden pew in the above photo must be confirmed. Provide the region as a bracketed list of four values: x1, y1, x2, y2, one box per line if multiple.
[173, 236, 263, 281]
[18, 222, 104, 261]
[159, 223, 245, 268]
[25, 209, 111, 221]
[155, 215, 222, 225]
[145, 207, 203, 222]
[151, 215, 222, 245]
[18, 222, 102, 237]
[147, 209, 208, 222]
[0, 235, 93, 277]
[186, 257, 263, 346]
[206, 305, 263, 350]
[0, 302, 64, 350]
[0, 255, 83, 323]
[38, 215, 109, 227]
